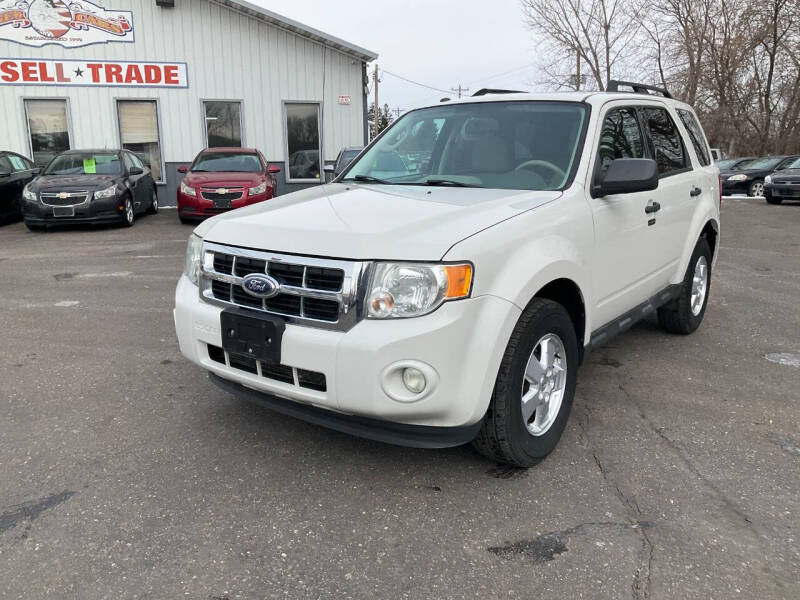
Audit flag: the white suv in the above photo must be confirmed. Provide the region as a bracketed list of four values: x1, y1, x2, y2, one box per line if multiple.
[174, 83, 719, 467]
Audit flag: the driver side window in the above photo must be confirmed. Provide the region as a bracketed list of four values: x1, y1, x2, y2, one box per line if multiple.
[596, 107, 645, 176]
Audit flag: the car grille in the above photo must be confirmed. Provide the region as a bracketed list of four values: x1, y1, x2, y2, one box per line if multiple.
[200, 188, 244, 202]
[772, 179, 800, 185]
[207, 344, 327, 391]
[199, 241, 369, 331]
[40, 191, 89, 206]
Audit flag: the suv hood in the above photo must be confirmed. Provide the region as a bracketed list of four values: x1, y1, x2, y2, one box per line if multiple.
[197, 183, 561, 260]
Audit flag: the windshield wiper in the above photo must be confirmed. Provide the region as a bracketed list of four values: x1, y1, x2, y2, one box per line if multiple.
[345, 174, 392, 184]
[423, 178, 481, 187]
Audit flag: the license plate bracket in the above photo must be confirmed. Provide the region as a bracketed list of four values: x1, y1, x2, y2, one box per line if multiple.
[220, 308, 285, 364]
[52, 206, 75, 217]
[213, 199, 232, 209]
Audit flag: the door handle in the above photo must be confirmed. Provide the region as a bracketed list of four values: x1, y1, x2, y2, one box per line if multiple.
[690, 187, 702, 197]
[644, 201, 661, 214]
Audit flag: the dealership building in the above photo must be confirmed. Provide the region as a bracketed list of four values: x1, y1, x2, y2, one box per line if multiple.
[0, 0, 377, 202]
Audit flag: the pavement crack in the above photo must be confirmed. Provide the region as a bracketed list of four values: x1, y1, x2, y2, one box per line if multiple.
[0, 491, 76, 535]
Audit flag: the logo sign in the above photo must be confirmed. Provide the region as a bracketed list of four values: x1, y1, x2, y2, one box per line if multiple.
[337, 95, 351, 105]
[216, 188, 228, 194]
[0, 58, 188, 88]
[0, 0, 133, 48]
[241, 274, 280, 299]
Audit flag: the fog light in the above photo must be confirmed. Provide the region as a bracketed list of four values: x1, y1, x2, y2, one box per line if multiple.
[402, 367, 426, 394]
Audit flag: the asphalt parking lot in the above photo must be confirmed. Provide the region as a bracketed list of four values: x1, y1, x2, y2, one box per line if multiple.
[0, 199, 798, 599]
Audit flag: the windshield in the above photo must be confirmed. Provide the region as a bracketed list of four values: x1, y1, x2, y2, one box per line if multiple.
[742, 157, 781, 170]
[192, 152, 262, 173]
[715, 159, 738, 170]
[44, 153, 121, 175]
[342, 101, 588, 191]
[786, 158, 800, 170]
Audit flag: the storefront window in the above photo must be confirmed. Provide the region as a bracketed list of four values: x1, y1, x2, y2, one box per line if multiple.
[284, 102, 321, 181]
[24, 99, 71, 168]
[204, 101, 242, 147]
[117, 100, 163, 182]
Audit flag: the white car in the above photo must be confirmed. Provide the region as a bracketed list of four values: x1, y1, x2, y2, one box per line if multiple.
[174, 82, 720, 467]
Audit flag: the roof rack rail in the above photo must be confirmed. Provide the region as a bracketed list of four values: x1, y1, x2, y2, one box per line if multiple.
[606, 80, 672, 99]
[472, 88, 525, 97]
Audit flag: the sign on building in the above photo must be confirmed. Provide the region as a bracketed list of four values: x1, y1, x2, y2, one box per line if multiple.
[0, 0, 133, 48]
[0, 58, 188, 88]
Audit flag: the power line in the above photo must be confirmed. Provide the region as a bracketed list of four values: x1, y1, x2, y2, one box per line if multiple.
[380, 70, 451, 94]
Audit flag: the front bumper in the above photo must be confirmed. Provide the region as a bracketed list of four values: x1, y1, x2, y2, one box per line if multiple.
[177, 190, 271, 219]
[22, 196, 123, 225]
[765, 183, 800, 201]
[174, 274, 520, 434]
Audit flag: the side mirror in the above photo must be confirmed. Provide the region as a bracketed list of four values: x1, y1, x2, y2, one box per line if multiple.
[597, 158, 659, 197]
[32, 167, 42, 175]
[128, 166, 144, 176]
[177, 165, 188, 174]
[323, 164, 335, 173]
[268, 165, 281, 174]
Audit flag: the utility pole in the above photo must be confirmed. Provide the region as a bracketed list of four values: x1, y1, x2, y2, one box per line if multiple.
[393, 106, 404, 119]
[450, 84, 469, 99]
[373, 63, 379, 140]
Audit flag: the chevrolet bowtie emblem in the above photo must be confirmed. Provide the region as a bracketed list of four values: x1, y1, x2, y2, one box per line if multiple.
[57, 192, 69, 199]
[216, 188, 228, 194]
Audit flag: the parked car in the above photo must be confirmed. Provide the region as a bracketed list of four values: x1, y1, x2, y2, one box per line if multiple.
[0, 151, 38, 222]
[764, 157, 800, 204]
[715, 157, 755, 172]
[325, 146, 363, 180]
[22, 149, 157, 231]
[177, 148, 279, 224]
[720, 155, 799, 197]
[175, 82, 720, 467]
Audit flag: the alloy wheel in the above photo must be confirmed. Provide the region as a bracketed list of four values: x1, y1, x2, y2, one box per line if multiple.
[521, 333, 568, 436]
[691, 255, 708, 316]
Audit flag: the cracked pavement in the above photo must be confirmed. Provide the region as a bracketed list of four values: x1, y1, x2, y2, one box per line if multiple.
[0, 197, 799, 599]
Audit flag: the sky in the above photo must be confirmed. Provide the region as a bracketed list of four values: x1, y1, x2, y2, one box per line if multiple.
[247, 0, 538, 114]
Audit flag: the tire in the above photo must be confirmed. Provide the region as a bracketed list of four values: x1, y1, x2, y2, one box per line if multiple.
[25, 221, 45, 232]
[473, 298, 579, 467]
[121, 196, 135, 227]
[748, 179, 764, 197]
[147, 188, 159, 214]
[658, 238, 712, 335]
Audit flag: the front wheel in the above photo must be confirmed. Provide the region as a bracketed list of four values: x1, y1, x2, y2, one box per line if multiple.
[748, 179, 765, 197]
[122, 197, 135, 227]
[473, 298, 579, 467]
[658, 238, 712, 334]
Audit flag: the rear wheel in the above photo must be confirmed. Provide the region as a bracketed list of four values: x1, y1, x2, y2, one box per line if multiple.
[147, 188, 159, 214]
[748, 179, 765, 197]
[473, 298, 578, 467]
[658, 238, 712, 334]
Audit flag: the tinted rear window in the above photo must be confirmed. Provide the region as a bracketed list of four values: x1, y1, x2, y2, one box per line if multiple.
[640, 107, 688, 176]
[677, 109, 710, 166]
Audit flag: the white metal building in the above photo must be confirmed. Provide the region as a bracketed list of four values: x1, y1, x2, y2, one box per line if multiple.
[0, 0, 377, 202]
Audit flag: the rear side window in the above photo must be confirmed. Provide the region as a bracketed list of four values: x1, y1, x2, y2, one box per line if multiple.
[677, 109, 710, 166]
[596, 107, 645, 175]
[640, 107, 688, 176]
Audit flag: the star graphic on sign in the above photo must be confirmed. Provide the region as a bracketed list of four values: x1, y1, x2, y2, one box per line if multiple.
[74, 67, 84, 78]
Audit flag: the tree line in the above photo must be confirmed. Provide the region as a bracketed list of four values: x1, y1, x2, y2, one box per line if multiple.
[521, 0, 800, 156]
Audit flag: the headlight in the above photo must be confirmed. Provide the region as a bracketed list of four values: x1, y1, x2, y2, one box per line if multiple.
[727, 174, 748, 181]
[367, 262, 473, 319]
[249, 181, 267, 196]
[22, 185, 37, 202]
[184, 234, 203, 285]
[180, 180, 196, 197]
[94, 185, 117, 199]
[764, 175, 772, 184]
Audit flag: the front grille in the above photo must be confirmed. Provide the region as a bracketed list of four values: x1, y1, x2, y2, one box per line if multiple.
[40, 191, 89, 206]
[200, 241, 366, 331]
[200, 188, 244, 202]
[207, 344, 326, 392]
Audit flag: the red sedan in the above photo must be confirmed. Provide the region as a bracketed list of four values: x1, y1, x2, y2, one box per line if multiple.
[177, 148, 280, 223]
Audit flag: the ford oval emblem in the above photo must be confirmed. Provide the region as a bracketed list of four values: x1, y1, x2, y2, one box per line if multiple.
[241, 273, 280, 299]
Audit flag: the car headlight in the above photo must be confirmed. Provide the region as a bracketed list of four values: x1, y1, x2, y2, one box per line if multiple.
[94, 184, 117, 199]
[249, 181, 267, 196]
[727, 174, 748, 181]
[22, 185, 37, 202]
[184, 234, 203, 285]
[764, 175, 772, 184]
[366, 262, 473, 319]
[180, 180, 196, 197]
